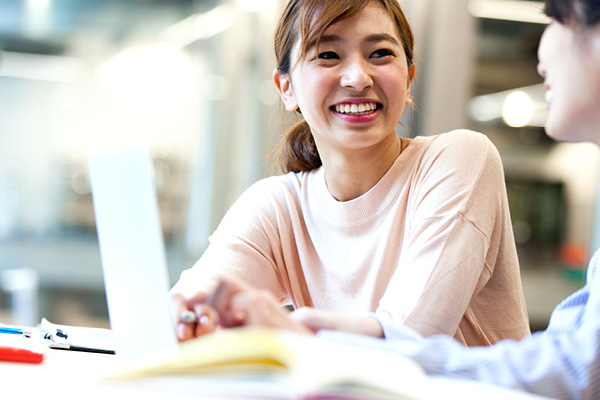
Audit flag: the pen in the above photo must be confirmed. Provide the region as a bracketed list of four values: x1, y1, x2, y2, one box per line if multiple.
[180, 310, 209, 325]
[0, 327, 32, 338]
[48, 343, 115, 355]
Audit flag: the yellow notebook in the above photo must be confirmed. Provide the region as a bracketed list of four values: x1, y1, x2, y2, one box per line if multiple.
[105, 327, 427, 400]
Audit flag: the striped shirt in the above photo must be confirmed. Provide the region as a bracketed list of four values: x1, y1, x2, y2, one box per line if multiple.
[318, 249, 600, 399]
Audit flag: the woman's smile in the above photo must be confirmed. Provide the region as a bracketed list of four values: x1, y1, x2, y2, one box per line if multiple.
[332, 100, 381, 122]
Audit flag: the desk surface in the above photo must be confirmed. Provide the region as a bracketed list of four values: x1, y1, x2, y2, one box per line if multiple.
[2, 349, 267, 400]
[1, 347, 552, 400]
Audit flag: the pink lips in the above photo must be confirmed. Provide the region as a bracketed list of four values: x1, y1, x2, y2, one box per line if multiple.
[335, 109, 380, 123]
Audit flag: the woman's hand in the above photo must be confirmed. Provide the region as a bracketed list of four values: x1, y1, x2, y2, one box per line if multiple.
[206, 277, 314, 335]
[171, 279, 383, 340]
[291, 307, 384, 338]
[169, 291, 219, 342]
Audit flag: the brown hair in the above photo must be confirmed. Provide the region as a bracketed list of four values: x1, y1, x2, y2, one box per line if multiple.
[272, 0, 415, 173]
[545, 0, 600, 26]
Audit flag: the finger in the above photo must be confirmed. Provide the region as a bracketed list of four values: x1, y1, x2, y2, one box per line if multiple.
[183, 291, 209, 307]
[231, 291, 313, 334]
[290, 307, 330, 332]
[177, 321, 195, 342]
[193, 303, 218, 336]
[229, 289, 282, 327]
[229, 291, 252, 326]
[207, 278, 244, 327]
[169, 292, 197, 341]
[206, 278, 235, 312]
[171, 291, 215, 340]
[169, 292, 187, 325]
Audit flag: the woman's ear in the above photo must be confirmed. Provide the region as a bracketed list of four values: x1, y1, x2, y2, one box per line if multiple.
[405, 65, 416, 106]
[408, 65, 416, 88]
[273, 68, 298, 111]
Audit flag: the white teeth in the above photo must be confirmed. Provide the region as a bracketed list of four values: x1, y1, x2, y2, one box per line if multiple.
[335, 102, 377, 115]
[545, 90, 553, 103]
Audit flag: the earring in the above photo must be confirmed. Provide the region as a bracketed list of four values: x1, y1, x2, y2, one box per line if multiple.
[405, 96, 413, 106]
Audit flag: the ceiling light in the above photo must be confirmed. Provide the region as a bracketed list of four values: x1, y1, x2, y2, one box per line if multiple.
[468, 84, 548, 128]
[503, 91, 534, 127]
[469, 0, 550, 24]
[160, 5, 237, 48]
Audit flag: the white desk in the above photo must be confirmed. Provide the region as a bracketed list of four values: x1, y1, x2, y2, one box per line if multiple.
[1, 346, 552, 400]
[1, 348, 274, 400]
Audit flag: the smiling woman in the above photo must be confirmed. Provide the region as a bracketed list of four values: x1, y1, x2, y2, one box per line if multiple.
[170, 0, 530, 347]
[272, 0, 415, 176]
[205, 1, 600, 398]
[272, 1, 414, 203]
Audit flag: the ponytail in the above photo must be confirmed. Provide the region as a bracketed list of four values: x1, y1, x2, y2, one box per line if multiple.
[274, 119, 321, 174]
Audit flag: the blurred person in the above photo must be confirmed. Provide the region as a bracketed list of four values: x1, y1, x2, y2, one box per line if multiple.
[171, 0, 529, 346]
[183, 0, 600, 398]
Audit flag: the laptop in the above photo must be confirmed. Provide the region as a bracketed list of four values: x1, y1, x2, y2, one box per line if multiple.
[88, 145, 179, 358]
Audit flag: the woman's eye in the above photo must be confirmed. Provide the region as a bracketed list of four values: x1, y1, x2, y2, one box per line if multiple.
[318, 51, 339, 60]
[371, 49, 395, 58]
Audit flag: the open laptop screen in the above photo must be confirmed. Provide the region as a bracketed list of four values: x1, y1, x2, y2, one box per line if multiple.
[89, 146, 178, 358]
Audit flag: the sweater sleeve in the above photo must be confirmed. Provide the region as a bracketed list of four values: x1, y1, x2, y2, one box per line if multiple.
[171, 177, 292, 302]
[377, 130, 523, 341]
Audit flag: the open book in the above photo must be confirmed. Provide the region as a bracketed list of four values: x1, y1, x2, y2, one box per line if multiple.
[104, 327, 427, 400]
[103, 328, 549, 400]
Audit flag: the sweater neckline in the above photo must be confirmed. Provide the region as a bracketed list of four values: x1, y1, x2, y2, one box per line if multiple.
[312, 136, 431, 227]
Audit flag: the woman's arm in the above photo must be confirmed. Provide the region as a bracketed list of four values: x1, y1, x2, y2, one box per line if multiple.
[206, 276, 314, 335]
[170, 178, 294, 340]
[318, 300, 598, 400]
[378, 130, 528, 343]
[290, 307, 384, 337]
[320, 255, 600, 398]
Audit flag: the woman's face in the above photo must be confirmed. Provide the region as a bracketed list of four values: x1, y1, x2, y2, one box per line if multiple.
[538, 21, 600, 144]
[274, 2, 414, 156]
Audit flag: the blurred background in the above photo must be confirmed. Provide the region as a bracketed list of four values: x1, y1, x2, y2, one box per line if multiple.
[0, 0, 597, 332]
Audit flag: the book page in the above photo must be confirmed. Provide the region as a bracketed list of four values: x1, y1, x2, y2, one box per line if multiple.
[105, 328, 295, 378]
[104, 327, 427, 399]
[283, 332, 426, 399]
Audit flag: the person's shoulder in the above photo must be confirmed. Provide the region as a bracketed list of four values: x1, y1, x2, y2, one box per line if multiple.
[252, 171, 307, 190]
[412, 130, 503, 181]
[432, 129, 493, 149]
[242, 171, 308, 204]
[221, 174, 300, 222]
[243, 173, 291, 196]
[428, 129, 499, 162]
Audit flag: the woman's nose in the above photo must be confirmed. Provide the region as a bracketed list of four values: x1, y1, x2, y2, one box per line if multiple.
[537, 60, 546, 78]
[537, 27, 550, 78]
[340, 59, 373, 91]
[537, 43, 546, 78]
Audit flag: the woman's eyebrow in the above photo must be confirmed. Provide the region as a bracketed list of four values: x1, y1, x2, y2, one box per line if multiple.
[308, 34, 341, 49]
[309, 32, 400, 49]
[364, 33, 400, 46]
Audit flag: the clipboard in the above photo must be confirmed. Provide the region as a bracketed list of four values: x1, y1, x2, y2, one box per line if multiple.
[40, 318, 116, 355]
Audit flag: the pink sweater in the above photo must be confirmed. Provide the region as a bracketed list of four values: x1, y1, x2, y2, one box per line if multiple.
[173, 130, 530, 346]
